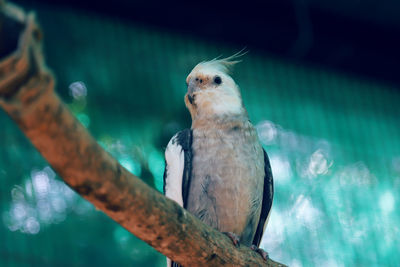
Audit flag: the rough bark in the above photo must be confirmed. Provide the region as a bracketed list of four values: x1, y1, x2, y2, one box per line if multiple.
[0, 2, 286, 267]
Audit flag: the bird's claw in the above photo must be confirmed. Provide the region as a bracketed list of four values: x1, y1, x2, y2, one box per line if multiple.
[251, 245, 269, 261]
[223, 232, 240, 247]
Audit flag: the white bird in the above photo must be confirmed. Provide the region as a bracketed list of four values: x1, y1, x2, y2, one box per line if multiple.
[163, 54, 274, 267]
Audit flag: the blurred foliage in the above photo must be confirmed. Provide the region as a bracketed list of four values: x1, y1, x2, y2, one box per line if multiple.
[1, 1, 399, 267]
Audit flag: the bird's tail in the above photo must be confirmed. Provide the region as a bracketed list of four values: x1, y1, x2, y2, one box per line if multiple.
[172, 262, 183, 267]
[167, 258, 183, 267]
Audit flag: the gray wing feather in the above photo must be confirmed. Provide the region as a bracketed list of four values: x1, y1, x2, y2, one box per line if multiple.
[163, 129, 192, 267]
[252, 149, 274, 247]
[176, 129, 193, 208]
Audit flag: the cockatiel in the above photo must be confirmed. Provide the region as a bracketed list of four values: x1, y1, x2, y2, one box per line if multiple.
[163, 54, 274, 267]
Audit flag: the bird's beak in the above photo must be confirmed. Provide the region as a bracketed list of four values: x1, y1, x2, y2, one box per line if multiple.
[187, 79, 199, 105]
[187, 79, 198, 95]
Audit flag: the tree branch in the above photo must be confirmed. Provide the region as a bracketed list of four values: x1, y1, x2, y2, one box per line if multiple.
[0, 2, 286, 266]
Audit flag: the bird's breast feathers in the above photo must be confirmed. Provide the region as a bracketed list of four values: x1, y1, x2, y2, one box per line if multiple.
[186, 124, 264, 242]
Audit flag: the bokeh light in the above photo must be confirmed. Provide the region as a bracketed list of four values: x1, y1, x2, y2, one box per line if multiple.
[2, 166, 94, 235]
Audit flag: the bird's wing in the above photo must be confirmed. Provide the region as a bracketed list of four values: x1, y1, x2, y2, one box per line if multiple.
[163, 129, 193, 208]
[252, 149, 274, 247]
[163, 129, 193, 267]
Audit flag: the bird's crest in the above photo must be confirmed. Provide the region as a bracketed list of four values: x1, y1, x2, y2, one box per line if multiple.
[199, 49, 248, 74]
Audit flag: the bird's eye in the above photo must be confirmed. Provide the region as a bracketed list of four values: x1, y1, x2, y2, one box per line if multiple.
[214, 76, 222, 85]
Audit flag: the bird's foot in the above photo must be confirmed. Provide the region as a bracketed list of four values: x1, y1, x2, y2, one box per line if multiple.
[223, 232, 240, 247]
[251, 245, 269, 261]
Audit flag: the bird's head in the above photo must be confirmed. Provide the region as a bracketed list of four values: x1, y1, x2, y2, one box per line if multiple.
[184, 54, 246, 120]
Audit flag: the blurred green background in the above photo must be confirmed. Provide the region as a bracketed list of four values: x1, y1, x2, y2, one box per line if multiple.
[1, 1, 400, 267]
